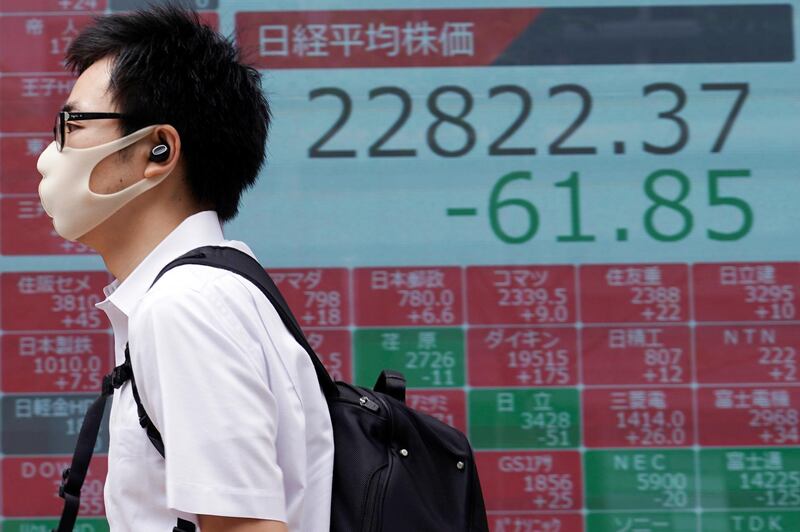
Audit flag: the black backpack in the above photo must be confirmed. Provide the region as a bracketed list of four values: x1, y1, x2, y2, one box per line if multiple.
[54, 245, 489, 532]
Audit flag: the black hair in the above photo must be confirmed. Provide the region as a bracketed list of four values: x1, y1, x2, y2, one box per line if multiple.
[65, 2, 270, 222]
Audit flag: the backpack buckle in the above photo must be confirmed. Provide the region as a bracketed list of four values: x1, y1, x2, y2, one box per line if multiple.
[102, 362, 132, 395]
[57, 467, 71, 499]
[111, 362, 131, 388]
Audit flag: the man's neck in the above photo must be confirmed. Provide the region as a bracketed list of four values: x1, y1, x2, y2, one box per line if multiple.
[103, 217, 182, 283]
[84, 201, 207, 282]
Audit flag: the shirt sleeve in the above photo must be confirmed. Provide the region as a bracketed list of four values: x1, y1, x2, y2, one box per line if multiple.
[128, 270, 287, 521]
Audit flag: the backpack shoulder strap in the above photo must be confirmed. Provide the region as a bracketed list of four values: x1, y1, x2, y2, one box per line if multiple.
[52, 359, 132, 531]
[124, 343, 166, 457]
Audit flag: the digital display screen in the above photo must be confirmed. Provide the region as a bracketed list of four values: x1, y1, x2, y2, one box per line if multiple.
[0, 1, 798, 530]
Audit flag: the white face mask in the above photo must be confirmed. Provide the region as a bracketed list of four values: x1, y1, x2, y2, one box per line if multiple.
[36, 125, 171, 241]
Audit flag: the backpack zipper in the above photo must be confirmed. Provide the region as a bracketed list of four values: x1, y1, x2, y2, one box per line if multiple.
[362, 445, 395, 532]
[336, 382, 382, 413]
[359, 390, 396, 532]
[359, 396, 380, 412]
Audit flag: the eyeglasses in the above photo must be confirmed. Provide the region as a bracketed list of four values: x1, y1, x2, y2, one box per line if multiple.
[53, 111, 127, 152]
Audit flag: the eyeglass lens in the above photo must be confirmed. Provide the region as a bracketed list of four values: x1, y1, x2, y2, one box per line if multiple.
[53, 112, 64, 151]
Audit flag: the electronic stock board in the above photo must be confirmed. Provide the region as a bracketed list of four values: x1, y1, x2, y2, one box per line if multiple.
[0, 1, 799, 531]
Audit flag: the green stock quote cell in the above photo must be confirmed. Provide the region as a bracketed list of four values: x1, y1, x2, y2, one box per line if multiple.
[586, 512, 696, 532]
[700, 448, 800, 509]
[584, 450, 696, 511]
[701, 511, 800, 532]
[354, 328, 465, 388]
[2, 519, 109, 532]
[468, 388, 580, 449]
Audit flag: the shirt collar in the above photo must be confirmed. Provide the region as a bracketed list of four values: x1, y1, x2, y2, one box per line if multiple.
[97, 210, 225, 318]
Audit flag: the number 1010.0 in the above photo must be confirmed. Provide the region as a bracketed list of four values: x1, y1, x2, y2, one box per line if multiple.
[488, 169, 752, 244]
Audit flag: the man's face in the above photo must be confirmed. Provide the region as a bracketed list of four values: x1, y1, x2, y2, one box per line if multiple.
[61, 55, 148, 194]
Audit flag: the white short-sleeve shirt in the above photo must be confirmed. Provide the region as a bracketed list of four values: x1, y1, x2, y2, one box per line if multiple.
[96, 211, 334, 531]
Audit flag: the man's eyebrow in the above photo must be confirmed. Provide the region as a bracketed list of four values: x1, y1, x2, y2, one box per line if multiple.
[61, 102, 80, 113]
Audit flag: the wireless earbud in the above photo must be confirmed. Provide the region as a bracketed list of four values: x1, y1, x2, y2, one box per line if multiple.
[149, 144, 170, 162]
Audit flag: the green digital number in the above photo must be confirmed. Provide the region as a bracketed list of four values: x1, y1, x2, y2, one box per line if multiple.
[489, 171, 539, 244]
[643, 169, 694, 242]
[707, 169, 753, 241]
[483, 168, 753, 244]
[555, 171, 596, 242]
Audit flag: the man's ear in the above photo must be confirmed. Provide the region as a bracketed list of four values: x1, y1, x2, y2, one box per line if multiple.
[143, 125, 181, 180]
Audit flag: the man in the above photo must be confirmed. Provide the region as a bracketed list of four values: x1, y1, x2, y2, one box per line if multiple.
[35, 5, 333, 532]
